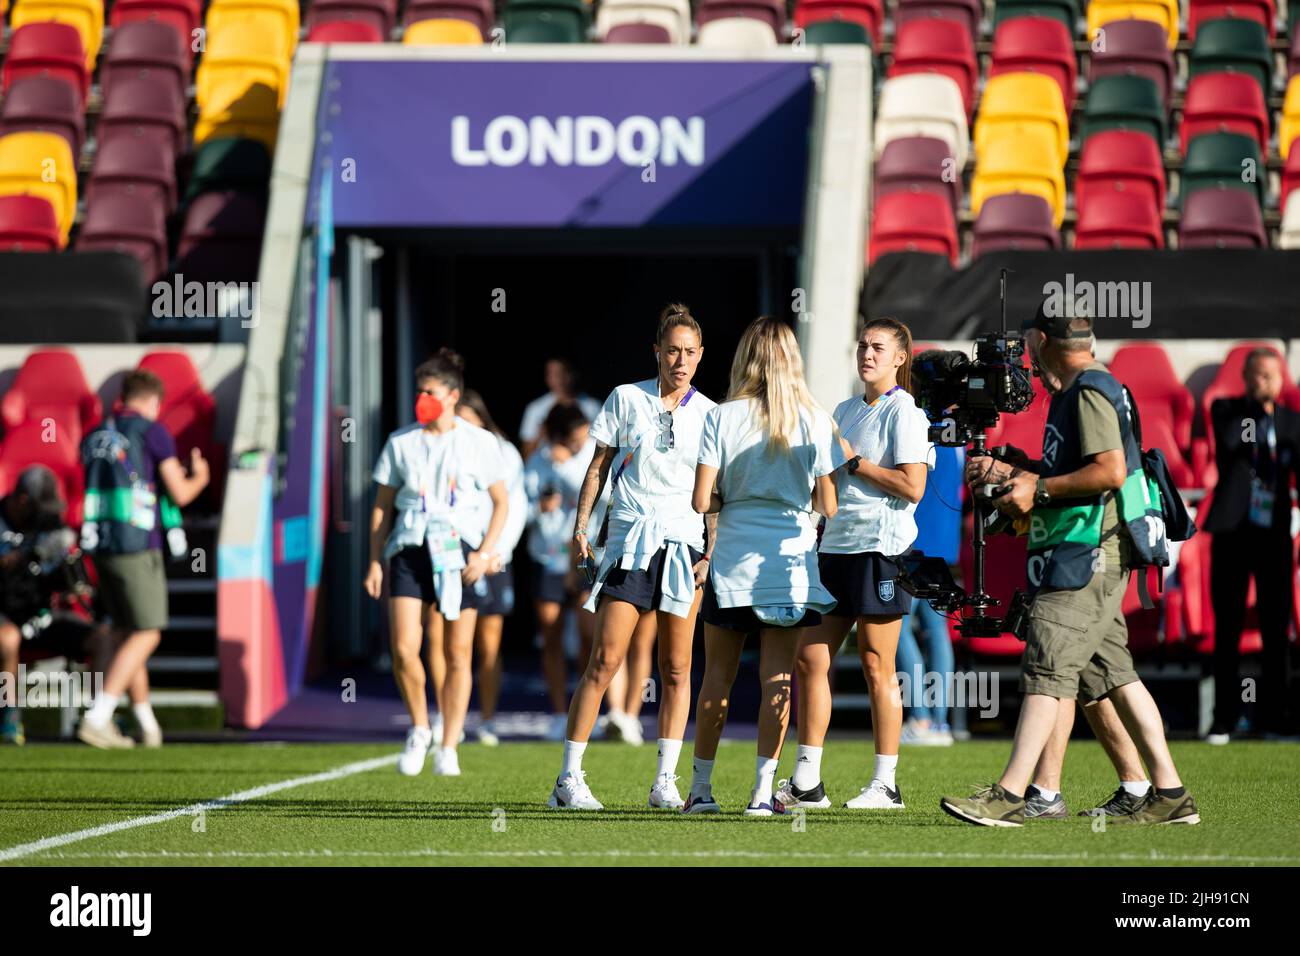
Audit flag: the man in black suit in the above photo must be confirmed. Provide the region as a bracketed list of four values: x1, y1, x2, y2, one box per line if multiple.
[1203, 348, 1300, 742]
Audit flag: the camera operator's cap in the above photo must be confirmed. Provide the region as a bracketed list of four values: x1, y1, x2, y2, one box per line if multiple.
[15, 465, 64, 515]
[1023, 300, 1095, 339]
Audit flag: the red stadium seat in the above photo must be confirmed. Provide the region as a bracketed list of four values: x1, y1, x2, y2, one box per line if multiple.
[401, 0, 487, 33]
[85, 134, 178, 214]
[1187, 0, 1275, 40]
[793, 0, 884, 44]
[697, 0, 785, 33]
[1180, 72, 1270, 155]
[1123, 567, 1167, 655]
[1107, 343, 1195, 450]
[0, 420, 86, 525]
[0, 76, 85, 158]
[0, 348, 102, 447]
[1087, 18, 1175, 107]
[110, 0, 203, 54]
[958, 528, 1030, 657]
[0, 194, 61, 251]
[1, 22, 89, 104]
[1179, 188, 1267, 248]
[306, 19, 386, 41]
[100, 20, 189, 105]
[869, 191, 959, 263]
[888, 18, 978, 120]
[1076, 130, 1167, 218]
[989, 16, 1077, 114]
[1074, 186, 1165, 249]
[97, 76, 187, 160]
[970, 193, 1061, 256]
[1283, 147, 1300, 210]
[1173, 505, 1266, 656]
[874, 135, 962, 215]
[894, 0, 981, 45]
[75, 194, 169, 283]
[175, 190, 266, 284]
[136, 350, 223, 499]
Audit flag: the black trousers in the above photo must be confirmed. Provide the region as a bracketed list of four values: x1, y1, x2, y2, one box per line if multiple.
[1209, 527, 1294, 732]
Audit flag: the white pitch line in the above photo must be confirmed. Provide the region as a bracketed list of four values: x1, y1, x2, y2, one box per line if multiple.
[0, 754, 400, 864]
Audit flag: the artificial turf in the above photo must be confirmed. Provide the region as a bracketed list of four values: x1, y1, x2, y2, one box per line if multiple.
[2, 739, 1297, 866]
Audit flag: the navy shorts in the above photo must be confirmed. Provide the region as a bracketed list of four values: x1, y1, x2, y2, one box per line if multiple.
[598, 545, 705, 612]
[389, 543, 488, 613]
[534, 566, 576, 605]
[476, 562, 516, 617]
[819, 551, 913, 617]
[700, 581, 823, 633]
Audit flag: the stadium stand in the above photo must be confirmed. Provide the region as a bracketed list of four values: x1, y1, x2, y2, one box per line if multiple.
[970, 193, 1060, 255]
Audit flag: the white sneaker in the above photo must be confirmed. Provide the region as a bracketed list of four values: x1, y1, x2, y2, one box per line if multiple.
[76, 717, 135, 750]
[475, 720, 500, 747]
[682, 791, 721, 814]
[547, 770, 604, 810]
[774, 778, 832, 811]
[844, 779, 905, 809]
[648, 774, 685, 809]
[901, 718, 951, 747]
[432, 747, 461, 776]
[606, 710, 644, 746]
[431, 714, 466, 745]
[1206, 732, 1230, 746]
[743, 789, 778, 817]
[544, 714, 568, 742]
[397, 726, 432, 775]
[140, 724, 163, 749]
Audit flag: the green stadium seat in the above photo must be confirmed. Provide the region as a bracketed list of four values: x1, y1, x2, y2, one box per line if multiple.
[1180, 132, 1265, 209]
[503, 0, 589, 43]
[1081, 74, 1167, 148]
[1189, 18, 1273, 98]
[803, 19, 871, 44]
[991, 0, 1078, 36]
[185, 137, 272, 203]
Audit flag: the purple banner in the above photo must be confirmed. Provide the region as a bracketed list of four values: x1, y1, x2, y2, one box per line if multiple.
[308, 59, 815, 229]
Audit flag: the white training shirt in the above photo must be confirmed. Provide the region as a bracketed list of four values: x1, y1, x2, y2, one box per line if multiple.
[698, 398, 844, 610]
[820, 388, 935, 557]
[519, 392, 603, 443]
[523, 436, 604, 574]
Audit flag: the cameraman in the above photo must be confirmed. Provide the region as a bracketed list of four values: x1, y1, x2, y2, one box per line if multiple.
[940, 307, 1199, 827]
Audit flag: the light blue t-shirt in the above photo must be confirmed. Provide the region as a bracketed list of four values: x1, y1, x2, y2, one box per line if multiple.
[523, 437, 604, 574]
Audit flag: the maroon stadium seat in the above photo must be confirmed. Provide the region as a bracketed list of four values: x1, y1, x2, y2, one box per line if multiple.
[0, 348, 102, 447]
[0, 195, 61, 252]
[888, 18, 978, 120]
[604, 22, 673, 42]
[1074, 201, 1163, 250]
[869, 191, 959, 263]
[306, 19, 386, 42]
[0, 77, 86, 158]
[874, 136, 961, 215]
[75, 194, 169, 283]
[1291, 30, 1300, 81]
[100, 21, 190, 104]
[793, 0, 883, 42]
[1087, 18, 1175, 107]
[989, 16, 1077, 114]
[970, 193, 1060, 257]
[1187, 0, 1274, 40]
[894, 0, 981, 45]
[1, 23, 90, 104]
[1180, 72, 1269, 155]
[1076, 130, 1167, 217]
[1283, 147, 1300, 210]
[313, 0, 399, 37]
[1179, 188, 1267, 248]
[86, 133, 179, 214]
[175, 190, 267, 284]
[110, 0, 204, 53]
[97, 76, 187, 160]
[697, 0, 786, 33]
[0, 420, 86, 524]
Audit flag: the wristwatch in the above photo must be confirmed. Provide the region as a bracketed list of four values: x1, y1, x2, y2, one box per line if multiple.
[1034, 478, 1051, 507]
[843, 455, 862, 476]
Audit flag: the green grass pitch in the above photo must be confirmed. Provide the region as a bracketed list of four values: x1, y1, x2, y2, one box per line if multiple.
[2, 740, 1298, 866]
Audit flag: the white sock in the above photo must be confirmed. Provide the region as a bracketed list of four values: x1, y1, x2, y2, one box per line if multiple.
[872, 753, 899, 790]
[84, 693, 119, 726]
[561, 739, 586, 776]
[753, 756, 779, 802]
[132, 702, 160, 734]
[792, 744, 823, 790]
[1030, 784, 1059, 801]
[656, 738, 682, 778]
[690, 756, 715, 796]
[1121, 779, 1151, 797]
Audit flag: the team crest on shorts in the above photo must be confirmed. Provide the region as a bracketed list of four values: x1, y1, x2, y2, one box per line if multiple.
[878, 580, 895, 602]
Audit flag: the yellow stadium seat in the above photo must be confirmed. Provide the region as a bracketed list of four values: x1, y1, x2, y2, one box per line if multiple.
[0, 131, 78, 245]
[970, 124, 1066, 227]
[975, 72, 1069, 169]
[1282, 76, 1300, 162]
[10, 0, 104, 68]
[403, 18, 484, 44]
[195, 82, 281, 152]
[1087, 1, 1179, 49]
[205, 0, 300, 60]
[196, 26, 290, 112]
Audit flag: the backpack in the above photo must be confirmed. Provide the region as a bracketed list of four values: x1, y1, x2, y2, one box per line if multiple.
[81, 415, 186, 557]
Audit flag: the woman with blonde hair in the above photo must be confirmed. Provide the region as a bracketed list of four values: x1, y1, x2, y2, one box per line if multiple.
[685, 316, 843, 816]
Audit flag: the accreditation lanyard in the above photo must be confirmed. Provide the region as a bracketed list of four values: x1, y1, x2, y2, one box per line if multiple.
[419, 428, 462, 559]
[1248, 412, 1278, 528]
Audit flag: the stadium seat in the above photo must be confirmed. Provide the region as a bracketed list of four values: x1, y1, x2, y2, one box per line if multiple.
[100, 21, 189, 105]
[0, 194, 61, 251]
[974, 72, 1070, 168]
[306, 19, 386, 41]
[1173, 519, 1266, 657]
[970, 193, 1061, 256]
[502, 0, 590, 42]
[697, 0, 785, 34]
[401, 0, 491, 33]
[1076, 130, 1166, 215]
[184, 138, 270, 203]
[874, 136, 961, 215]
[75, 194, 169, 282]
[696, 15, 778, 47]
[0, 77, 85, 158]
[1086, 1, 1180, 48]
[404, 17, 484, 42]
[0, 420, 86, 524]
[1284, 147, 1300, 210]
[988, 15, 1077, 114]
[309, 0, 397, 38]
[1181, 72, 1270, 155]
[110, 0, 203, 51]
[1189, 17, 1273, 98]
[1181, 132, 1265, 209]
[1086, 18, 1175, 108]
[174, 190, 266, 284]
[1282, 77, 1300, 160]
[874, 74, 969, 169]
[868, 191, 959, 263]
[1, 22, 89, 104]
[194, 85, 281, 152]
[1281, 191, 1300, 248]
[1074, 186, 1165, 248]
[888, 19, 978, 120]
[970, 125, 1066, 226]
[137, 350, 219, 474]
[1187, 0, 1275, 40]
[602, 22, 672, 41]
[1108, 343, 1195, 449]
[86, 134, 178, 214]
[991, 0, 1078, 35]
[97, 76, 188, 160]
[1, 349, 102, 448]
[1180, 188, 1267, 247]
[801, 19, 870, 42]
[1081, 74, 1167, 148]
[205, 0, 300, 61]
[794, 0, 884, 44]
[596, 0, 691, 44]
[9, 0, 105, 69]
[1195, 344, 1300, 478]
[894, 0, 981, 44]
[1291, 30, 1300, 81]
[195, 24, 291, 112]
[0, 131, 77, 244]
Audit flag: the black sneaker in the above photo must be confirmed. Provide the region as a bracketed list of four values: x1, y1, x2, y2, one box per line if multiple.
[774, 778, 832, 810]
[1078, 785, 1152, 817]
[1024, 785, 1069, 819]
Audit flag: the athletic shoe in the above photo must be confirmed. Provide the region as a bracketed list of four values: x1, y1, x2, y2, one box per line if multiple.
[899, 718, 940, 747]
[1, 709, 25, 746]
[648, 774, 685, 809]
[939, 783, 1025, 827]
[430, 714, 465, 745]
[397, 726, 432, 775]
[845, 779, 905, 809]
[616, 712, 644, 746]
[548, 770, 603, 810]
[543, 714, 568, 742]
[1108, 790, 1201, 826]
[140, 724, 163, 749]
[1024, 786, 1068, 819]
[743, 793, 779, 817]
[1077, 786, 1151, 817]
[774, 778, 832, 811]
[929, 724, 955, 746]
[76, 717, 136, 750]
[682, 792, 721, 814]
[432, 747, 461, 776]
[474, 720, 500, 747]
[1205, 724, 1231, 745]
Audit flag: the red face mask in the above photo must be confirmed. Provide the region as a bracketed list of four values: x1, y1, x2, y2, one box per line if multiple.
[415, 393, 443, 424]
